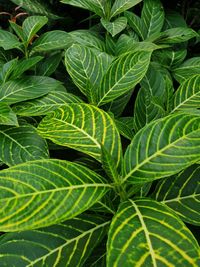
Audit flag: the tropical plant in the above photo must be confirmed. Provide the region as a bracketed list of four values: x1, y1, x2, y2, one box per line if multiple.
[0, 0, 199, 266]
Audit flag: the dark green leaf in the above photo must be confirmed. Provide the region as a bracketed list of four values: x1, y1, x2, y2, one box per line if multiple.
[124, 113, 200, 184]
[0, 159, 111, 231]
[0, 104, 18, 126]
[107, 199, 200, 266]
[153, 164, 200, 226]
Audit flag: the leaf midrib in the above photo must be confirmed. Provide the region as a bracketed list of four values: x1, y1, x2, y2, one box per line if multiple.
[26, 220, 110, 266]
[1, 183, 112, 201]
[123, 127, 200, 182]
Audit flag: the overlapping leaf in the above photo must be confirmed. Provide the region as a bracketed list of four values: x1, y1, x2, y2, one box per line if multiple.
[101, 17, 127, 37]
[37, 103, 122, 165]
[171, 75, 200, 112]
[22, 16, 48, 43]
[124, 11, 146, 40]
[10, 0, 59, 19]
[0, 30, 22, 51]
[60, 0, 106, 17]
[134, 88, 165, 131]
[123, 113, 200, 184]
[0, 104, 18, 126]
[141, 0, 164, 39]
[12, 91, 82, 116]
[107, 199, 200, 266]
[110, 0, 143, 18]
[0, 76, 61, 104]
[96, 50, 152, 106]
[0, 159, 111, 231]
[0, 214, 109, 266]
[172, 57, 200, 83]
[31, 30, 73, 53]
[153, 164, 200, 225]
[65, 44, 107, 103]
[0, 124, 49, 166]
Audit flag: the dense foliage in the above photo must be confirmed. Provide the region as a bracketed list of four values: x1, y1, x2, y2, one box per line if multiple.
[0, 0, 200, 266]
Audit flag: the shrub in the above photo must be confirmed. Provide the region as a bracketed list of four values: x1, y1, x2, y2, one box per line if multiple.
[0, 0, 199, 266]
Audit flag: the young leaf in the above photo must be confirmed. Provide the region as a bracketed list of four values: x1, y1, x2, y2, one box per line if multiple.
[0, 30, 22, 51]
[12, 91, 82, 116]
[0, 76, 61, 105]
[31, 30, 73, 53]
[110, 0, 143, 18]
[36, 53, 62, 76]
[96, 50, 152, 106]
[107, 199, 200, 266]
[38, 103, 122, 166]
[101, 17, 127, 37]
[153, 164, 200, 226]
[172, 57, 200, 83]
[134, 88, 165, 132]
[141, 0, 164, 39]
[9, 21, 26, 42]
[22, 15, 48, 44]
[0, 214, 109, 266]
[163, 10, 187, 30]
[171, 75, 200, 113]
[124, 11, 146, 40]
[0, 58, 18, 83]
[10, 56, 43, 80]
[0, 124, 49, 166]
[60, 0, 106, 18]
[123, 113, 200, 184]
[0, 159, 111, 231]
[0, 104, 18, 126]
[101, 145, 119, 181]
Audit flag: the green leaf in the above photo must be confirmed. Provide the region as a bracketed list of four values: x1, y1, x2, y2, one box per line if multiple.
[172, 57, 200, 83]
[0, 214, 109, 266]
[36, 53, 62, 76]
[96, 50, 152, 106]
[134, 88, 165, 132]
[12, 91, 82, 116]
[141, 0, 164, 39]
[115, 35, 160, 55]
[110, 0, 143, 18]
[152, 45, 187, 68]
[101, 17, 127, 37]
[156, 27, 198, 44]
[0, 124, 49, 166]
[0, 58, 18, 83]
[22, 16, 48, 44]
[69, 30, 105, 51]
[38, 103, 122, 166]
[0, 30, 22, 51]
[114, 118, 134, 140]
[10, 56, 43, 80]
[163, 10, 187, 30]
[153, 164, 200, 226]
[10, 0, 59, 19]
[0, 76, 61, 105]
[171, 75, 200, 113]
[9, 21, 26, 42]
[65, 44, 105, 103]
[124, 11, 146, 40]
[123, 113, 200, 184]
[0, 104, 18, 126]
[31, 30, 72, 53]
[107, 199, 200, 266]
[0, 159, 111, 231]
[60, 0, 106, 18]
[101, 145, 119, 181]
